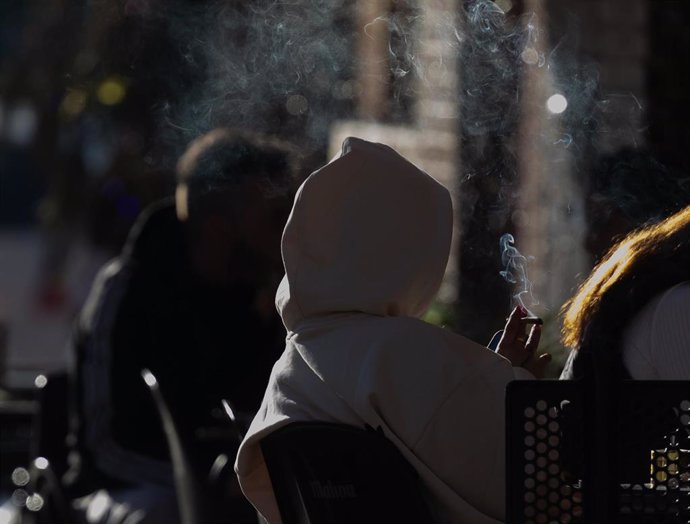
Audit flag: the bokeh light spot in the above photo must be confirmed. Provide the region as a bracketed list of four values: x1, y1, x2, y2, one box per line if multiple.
[34, 374, 48, 389]
[6, 102, 37, 146]
[34, 457, 49, 470]
[86, 490, 111, 522]
[26, 494, 44, 512]
[333, 81, 354, 100]
[11, 489, 28, 507]
[286, 94, 308, 115]
[61, 89, 88, 117]
[11, 468, 30, 487]
[546, 93, 568, 114]
[495, 0, 513, 13]
[97, 78, 127, 106]
[521, 47, 539, 65]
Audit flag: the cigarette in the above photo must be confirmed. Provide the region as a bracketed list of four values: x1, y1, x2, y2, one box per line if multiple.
[522, 316, 543, 325]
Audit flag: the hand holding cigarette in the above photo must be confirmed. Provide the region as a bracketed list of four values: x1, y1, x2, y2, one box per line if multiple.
[496, 306, 551, 377]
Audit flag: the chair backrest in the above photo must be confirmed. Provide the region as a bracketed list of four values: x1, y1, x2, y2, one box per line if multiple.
[141, 369, 202, 524]
[506, 380, 690, 524]
[260, 421, 436, 524]
[141, 369, 258, 524]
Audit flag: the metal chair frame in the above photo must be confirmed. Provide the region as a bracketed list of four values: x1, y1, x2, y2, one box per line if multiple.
[506, 379, 690, 524]
[260, 421, 436, 524]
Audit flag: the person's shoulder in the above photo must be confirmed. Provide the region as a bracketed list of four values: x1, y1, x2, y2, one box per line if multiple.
[78, 257, 133, 333]
[122, 198, 180, 262]
[377, 316, 510, 372]
[375, 315, 445, 343]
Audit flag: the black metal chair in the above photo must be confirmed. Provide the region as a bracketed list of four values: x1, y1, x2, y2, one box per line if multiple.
[8, 371, 74, 523]
[140, 369, 258, 524]
[506, 379, 690, 524]
[260, 421, 436, 524]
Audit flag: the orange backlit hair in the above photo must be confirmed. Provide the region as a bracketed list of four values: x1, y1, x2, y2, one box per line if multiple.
[562, 204, 690, 350]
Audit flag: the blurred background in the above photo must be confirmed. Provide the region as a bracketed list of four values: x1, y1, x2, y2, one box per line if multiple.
[2, 0, 689, 377]
[0, 1, 689, 509]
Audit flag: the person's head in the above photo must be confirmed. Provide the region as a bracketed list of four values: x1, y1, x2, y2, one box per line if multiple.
[585, 149, 690, 261]
[175, 128, 299, 286]
[562, 204, 690, 352]
[276, 137, 452, 331]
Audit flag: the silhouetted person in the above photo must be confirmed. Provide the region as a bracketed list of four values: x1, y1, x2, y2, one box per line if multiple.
[236, 138, 548, 524]
[65, 129, 297, 523]
[562, 204, 690, 380]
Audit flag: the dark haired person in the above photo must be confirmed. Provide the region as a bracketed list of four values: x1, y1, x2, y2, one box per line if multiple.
[65, 129, 298, 523]
[561, 204, 690, 380]
[236, 138, 549, 524]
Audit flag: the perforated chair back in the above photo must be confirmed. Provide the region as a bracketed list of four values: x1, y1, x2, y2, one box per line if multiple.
[260, 422, 436, 524]
[506, 380, 587, 524]
[506, 380, 690, 524]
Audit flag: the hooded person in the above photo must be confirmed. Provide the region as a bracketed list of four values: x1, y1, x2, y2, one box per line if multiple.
[235, 137, 547, 524]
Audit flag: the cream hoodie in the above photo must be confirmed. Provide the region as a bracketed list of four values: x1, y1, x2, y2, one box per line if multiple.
[235, 137, 531, 524]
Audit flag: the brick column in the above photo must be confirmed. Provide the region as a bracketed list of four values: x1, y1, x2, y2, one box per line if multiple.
[355, 0, 392, 120]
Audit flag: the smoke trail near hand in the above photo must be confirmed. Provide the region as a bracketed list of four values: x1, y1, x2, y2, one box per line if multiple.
[499, 233, 537, 312]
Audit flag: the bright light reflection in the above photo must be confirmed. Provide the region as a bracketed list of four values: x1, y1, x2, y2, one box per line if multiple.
[34, 457, 49, 470]
[222, 399, 237, 423]
[546, 93, 568, 114]
[34, 375, 47, 389]
[86, 491, 110, 522]
[141, 369, 157, 387]
[1, 505, 15, 524]
[26, 494, 44, 512]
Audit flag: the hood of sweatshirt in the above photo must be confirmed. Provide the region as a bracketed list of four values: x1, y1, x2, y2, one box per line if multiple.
[276, 137, 452, 331]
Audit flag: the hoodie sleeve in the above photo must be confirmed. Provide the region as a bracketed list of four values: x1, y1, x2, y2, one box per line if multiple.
[411, 357, 518, 522]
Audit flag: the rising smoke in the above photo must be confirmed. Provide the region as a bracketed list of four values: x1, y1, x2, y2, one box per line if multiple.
[154, 1, 356, 167]
[92, 0, 659, 315]
[499, 232, 537, 312]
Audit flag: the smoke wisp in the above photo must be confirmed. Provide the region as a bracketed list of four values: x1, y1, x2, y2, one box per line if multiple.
[499, 232, 537, 312]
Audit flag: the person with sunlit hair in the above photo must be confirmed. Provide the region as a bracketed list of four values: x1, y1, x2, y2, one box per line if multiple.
[560, 204, 690, 380]
[64, 129, 298, 524]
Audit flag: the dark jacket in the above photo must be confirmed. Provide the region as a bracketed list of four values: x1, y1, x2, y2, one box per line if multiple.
[66, 200, 284, 492]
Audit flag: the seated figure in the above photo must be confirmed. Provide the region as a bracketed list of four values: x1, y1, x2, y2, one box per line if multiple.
[561, 204, 690, 380]
[236, 137, 548, 524]
[65, 129, 297, 523]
